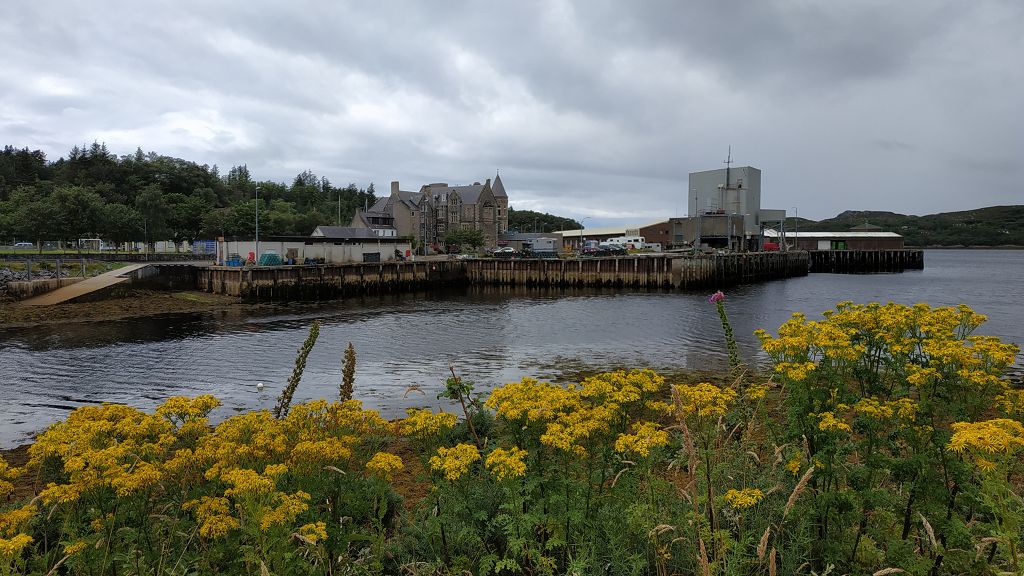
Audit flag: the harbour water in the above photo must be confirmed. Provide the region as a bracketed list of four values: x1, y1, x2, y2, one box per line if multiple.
[1, 249, 1021, 448]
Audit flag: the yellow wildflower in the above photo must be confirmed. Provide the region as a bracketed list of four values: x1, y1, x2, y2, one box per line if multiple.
[995, 388, 1024, 416]
[62, 539, 89, 556]
[365, 452, 404, 480]
[974, 457, 998, 473]
[723, 488, 764, 509]
[785, 453, 802, 477]
[746, 384, 769, 400]
[263, 463, 288, 479]
[156, 395, 221, 423]
[673, 383, 737, 419]
[0, 505, 36, 538]
[111, 461, 163, 497]
[948, 419, 1024, 456]
[485, 447, 528, 481]
[645, 400, 673, 415]
[817, 412, 851, 433]
[298, 521, 328, 544]
[578, 369, 665, 405]
[430, 443, 480, 481]
[182, 496, 242, 538]
[221, 468, 276, 497]
[0, 533, 33, 558]
[184, 496, 231, 517]
[259, 491, 310, 530]
[289, 437, 355, 467]
[539, 404, 615, 456]
[614, 422, 670, 458]
[399, 409, 458, 439]
[485, 378, 581, 423]
[199, 514, 239, 538]
[0, 457, 19, 499]
[39, 482, 82, 506]
[774, 362, 817, 382]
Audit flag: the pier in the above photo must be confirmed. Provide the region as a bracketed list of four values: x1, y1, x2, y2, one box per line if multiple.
[197, 252, 810, 301]
[809, 249, 924, 274]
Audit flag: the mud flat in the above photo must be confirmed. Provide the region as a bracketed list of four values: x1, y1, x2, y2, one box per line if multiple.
[0, 289, 257, 328]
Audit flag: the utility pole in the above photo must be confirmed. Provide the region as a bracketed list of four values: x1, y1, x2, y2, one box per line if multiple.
[255, 185, 260, 264]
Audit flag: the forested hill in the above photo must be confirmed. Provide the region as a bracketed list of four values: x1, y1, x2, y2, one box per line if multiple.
[789, 205, 1024, 247]
[0, 143, 377, 245]
[507, 208, 581, 233]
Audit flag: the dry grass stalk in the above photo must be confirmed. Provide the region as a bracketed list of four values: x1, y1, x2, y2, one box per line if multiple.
[918, 512, 937, 551]
[698, 538, 711, 576]
[757, 526, 771, 560]
[611, 466, 632, 487]
[784, 465, 815, 518]
[772, 443, 791, 468]
[649, 524, 676, 538]
[974, 536, 999, 560]
[872, 568, 905, 575]
[768, 547, 777, 576]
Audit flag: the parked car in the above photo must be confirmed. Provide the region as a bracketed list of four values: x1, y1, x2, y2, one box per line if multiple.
[13, 242, 33, 249]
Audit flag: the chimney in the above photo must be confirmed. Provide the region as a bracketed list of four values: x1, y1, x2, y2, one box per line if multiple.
[391, 181, 399, 196]
[485, 178, 491, 187]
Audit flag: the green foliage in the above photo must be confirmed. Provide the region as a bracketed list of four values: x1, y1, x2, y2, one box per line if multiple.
[444, 227, 485, 250]
[0, 142, 378, 245]
[507, 207, 581, 233]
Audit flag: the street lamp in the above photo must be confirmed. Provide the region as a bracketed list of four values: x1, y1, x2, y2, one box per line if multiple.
[255, 185, 260, 265]
[578, 216, 592, 252]
[790, 206, 798, 251]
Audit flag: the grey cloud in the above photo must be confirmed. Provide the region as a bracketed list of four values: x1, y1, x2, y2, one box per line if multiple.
[0, 1, 1022, 222]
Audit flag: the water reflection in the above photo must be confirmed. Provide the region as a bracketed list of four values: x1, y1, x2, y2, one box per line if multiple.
[1, 250, 1021, 448]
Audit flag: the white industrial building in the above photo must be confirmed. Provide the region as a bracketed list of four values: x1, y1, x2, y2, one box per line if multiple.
[686, 163, 786, 251]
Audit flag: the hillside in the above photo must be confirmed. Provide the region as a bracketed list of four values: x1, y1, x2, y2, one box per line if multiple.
[786, 205, 1024, 247]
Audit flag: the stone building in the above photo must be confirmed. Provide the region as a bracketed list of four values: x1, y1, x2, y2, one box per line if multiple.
[350, 173, 509, 251]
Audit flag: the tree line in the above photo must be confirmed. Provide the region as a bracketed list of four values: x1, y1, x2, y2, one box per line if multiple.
[507, 207, 581, 233]
[0, 143, 377, 249]
[788, 205, 1024, 247]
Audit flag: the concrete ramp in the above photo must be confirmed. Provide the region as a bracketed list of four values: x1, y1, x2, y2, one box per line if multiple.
[18, 264, 149, 306]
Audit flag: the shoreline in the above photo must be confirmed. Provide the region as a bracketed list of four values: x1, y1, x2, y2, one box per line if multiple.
[0, 289, 263, 329]
[915, 245, 1024, 250]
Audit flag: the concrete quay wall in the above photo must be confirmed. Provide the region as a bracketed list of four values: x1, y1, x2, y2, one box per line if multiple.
[197, 253, 810, 301]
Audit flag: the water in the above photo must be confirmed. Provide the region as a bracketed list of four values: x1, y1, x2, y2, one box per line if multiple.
[1, 249, 1021, 448]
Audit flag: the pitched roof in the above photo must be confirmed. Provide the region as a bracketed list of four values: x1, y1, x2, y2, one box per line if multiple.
[427, 183, 488, 204]
[396, 190, 425, 210]
[312, 226, 379, 239]
[492, 173, 507, 197]
[762, 230, 902, 239]
[352, 212, 395, 230]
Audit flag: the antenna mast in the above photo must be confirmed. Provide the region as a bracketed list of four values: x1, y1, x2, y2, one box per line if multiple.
[723, 145, 732, 190]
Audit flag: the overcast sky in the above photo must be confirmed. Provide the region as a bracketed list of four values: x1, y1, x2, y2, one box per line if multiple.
[1, 1, 1021, 224]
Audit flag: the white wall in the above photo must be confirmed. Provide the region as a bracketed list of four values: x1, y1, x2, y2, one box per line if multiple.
[217, 239, 412, 264]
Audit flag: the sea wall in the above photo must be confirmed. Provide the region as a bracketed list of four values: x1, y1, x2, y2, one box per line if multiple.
[4, 277, 84, 300]
[809, 249, 924, 273]
[198, 261, 465, 301]
[197, 253, 810, 301]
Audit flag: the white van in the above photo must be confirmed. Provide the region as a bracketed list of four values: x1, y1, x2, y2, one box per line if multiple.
[606, 236, 646, 249]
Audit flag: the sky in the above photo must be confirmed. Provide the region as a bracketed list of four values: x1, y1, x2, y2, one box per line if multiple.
[1, 1, 1021, 225]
